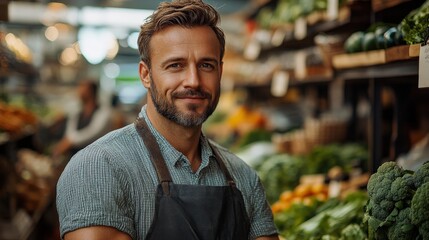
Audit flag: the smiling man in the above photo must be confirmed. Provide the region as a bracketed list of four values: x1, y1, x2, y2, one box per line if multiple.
[56, 1, 279, 239]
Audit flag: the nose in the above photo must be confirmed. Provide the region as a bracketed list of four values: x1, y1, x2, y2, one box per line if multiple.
[183, 65, 200, 88]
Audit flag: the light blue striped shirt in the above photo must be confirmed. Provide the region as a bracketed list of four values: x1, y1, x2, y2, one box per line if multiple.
[56, 105, 278, 239]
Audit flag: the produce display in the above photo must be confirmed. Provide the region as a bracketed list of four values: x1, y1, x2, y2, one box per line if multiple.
[255, 143, 368, 203]
[364, 161, 429, 240]
[0, 101, 38, 134]
[274, 190, 368, 239]
[343, 23, 405, 54]
[344, 0, 429, 53]
[399, 0, 429, 45]
[256, 0, 348, 29]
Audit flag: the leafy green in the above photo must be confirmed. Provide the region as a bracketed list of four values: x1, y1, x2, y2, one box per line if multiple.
[399, 0, 429, 44]
[258, 154, 303, 203]
[287, 192, 368, 240]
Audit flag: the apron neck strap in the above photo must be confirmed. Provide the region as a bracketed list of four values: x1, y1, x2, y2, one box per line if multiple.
[134, 117, 237, 189]
[208, 142, 236, 187]
[135, 117, 172, 194]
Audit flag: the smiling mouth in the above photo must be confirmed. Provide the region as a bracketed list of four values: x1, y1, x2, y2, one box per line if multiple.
[173, 89, 211, 100]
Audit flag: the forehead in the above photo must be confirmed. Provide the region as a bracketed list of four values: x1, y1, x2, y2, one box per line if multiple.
[149, 26, 221, 62]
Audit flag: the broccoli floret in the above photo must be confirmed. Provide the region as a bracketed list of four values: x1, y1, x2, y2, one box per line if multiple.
[411, 182, 429, 239]
[390, 173, 415, 202]
[387, 207, 418, 240]
[414, 161, 429, 189]
[367, 162, 404, 199]
[372, 199, 394, 219]
[366, 162, 406, 210]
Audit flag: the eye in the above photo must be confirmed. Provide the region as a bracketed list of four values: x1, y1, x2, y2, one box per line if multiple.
[167, 63, 183, 69]
[200, 62, 215, 71]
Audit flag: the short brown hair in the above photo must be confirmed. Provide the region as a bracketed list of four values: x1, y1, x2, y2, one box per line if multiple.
[137, 0, 225, 68]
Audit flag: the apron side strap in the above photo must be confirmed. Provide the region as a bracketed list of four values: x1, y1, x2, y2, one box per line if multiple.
[208, 141, 236, 187]
[135, 118, 173, 185]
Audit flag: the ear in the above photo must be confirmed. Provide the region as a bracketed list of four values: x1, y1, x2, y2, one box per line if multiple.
[139, 61, 151, 89]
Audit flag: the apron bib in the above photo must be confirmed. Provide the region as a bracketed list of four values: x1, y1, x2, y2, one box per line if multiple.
[135, 118, 250, 240]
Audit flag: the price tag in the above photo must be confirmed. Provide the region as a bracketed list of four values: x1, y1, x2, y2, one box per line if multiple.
[327, 0, 339, 20]
[271, 28, 286, 47]
[294, 17, 307, 40]
[244, 39, 261, 61]
[271, 70, 289, 97]
[295, 51, 307, 79]
[419, 45, 429, 88]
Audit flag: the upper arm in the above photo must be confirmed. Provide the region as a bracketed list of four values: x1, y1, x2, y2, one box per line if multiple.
[64, 226, 132, 240]
[56, 148, 135, 238]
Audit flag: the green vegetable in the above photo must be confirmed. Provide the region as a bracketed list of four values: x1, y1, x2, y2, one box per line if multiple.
[257, 154, 303, 203]
[413, 161, 429, 188]
[383, 27, 399, 48]
[275, 198, 327, 237]
[292, 193, 368, 239]
[387, 207, 418, 240]
[375, 27, 388, 49]
[363, 32, 378, 51]
[340, 224, 367, 240]
[304, 143, 368, 174]
[399, 0, 429, 45]
[235, 129, 272, 149]
[365, 162, 415, 239]
[321, 235, 339, 240]
[344, 31, 365, 53]
[364, 161, 429, 239]
[411, 182, 429, 239]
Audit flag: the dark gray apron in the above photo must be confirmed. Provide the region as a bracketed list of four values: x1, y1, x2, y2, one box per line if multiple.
[135, 118, 250, 240]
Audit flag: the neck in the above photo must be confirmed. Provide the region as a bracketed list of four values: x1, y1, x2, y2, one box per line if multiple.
[145, 104, 202, 170]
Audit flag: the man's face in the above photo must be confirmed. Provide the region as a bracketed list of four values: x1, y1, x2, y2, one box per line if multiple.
[140, 26, 223, 127]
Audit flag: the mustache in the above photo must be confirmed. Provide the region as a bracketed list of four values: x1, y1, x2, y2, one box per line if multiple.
[172, 89, 211, 99]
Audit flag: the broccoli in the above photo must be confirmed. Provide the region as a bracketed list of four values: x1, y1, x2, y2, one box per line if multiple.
[387, 207, 418, 240]
[413, 161, 429, 189]
[364, 162, 418, 239]
[411, 182, 429, 239]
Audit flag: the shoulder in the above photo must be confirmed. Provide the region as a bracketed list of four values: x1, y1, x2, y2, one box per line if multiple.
[61, 124, 139, 177]
[208, 140, 258, 180]
[209, 140, 248, 166]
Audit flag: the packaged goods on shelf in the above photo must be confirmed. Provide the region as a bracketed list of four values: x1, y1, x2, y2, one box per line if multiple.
[0, 101, 38, 135]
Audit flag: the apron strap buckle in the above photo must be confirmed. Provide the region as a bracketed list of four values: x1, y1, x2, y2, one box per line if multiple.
[161, 181, 171, 195]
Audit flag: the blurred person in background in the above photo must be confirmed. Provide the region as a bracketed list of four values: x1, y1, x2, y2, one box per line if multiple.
[52, 79, 111, 158]
[56, 0, 279, 239]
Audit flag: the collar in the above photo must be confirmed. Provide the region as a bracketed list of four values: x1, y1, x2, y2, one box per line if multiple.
[138, 105, 215, 171]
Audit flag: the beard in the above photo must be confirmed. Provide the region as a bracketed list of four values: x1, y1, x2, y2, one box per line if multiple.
[149, 73, 219, 127]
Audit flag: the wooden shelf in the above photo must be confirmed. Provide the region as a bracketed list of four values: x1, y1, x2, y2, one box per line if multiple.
[335, 60, 418, 81]
[372, 0, 413, 12]
[332, 44, 420, 69]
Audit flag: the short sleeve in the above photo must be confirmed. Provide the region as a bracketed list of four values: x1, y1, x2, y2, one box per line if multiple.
[56, 146, 135, 239]
[248, 175, 279, 239]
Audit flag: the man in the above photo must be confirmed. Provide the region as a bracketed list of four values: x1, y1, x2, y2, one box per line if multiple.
[56, 1, 279, 239]
[52, 79, 111, 158]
